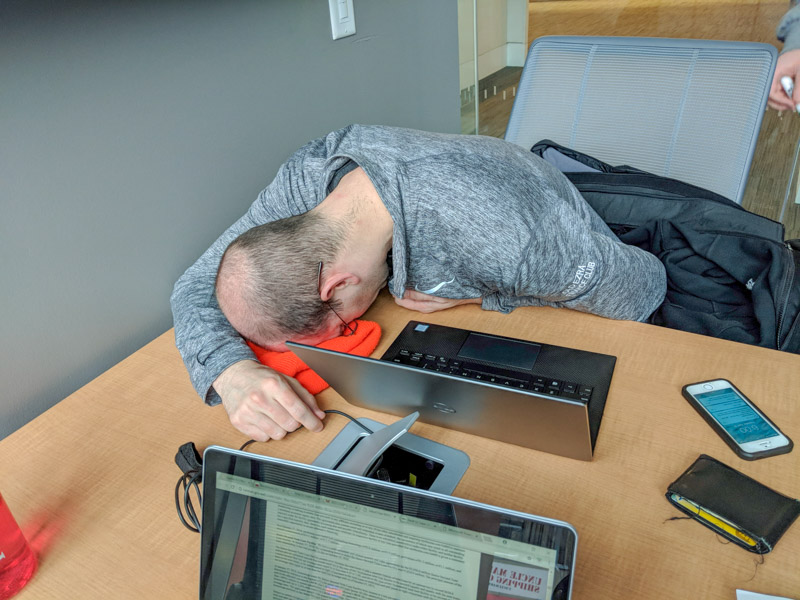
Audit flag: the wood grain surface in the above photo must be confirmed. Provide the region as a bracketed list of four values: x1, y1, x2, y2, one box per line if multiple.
[1, 290, 797, 599]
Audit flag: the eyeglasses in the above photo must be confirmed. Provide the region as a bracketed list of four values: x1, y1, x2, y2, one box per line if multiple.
[317, 261, 358, 337]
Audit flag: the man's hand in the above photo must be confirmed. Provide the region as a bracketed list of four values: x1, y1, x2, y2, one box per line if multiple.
[394, 289, 482, 313]
[769, 49, 800, 112]
[213, 360, 326, 441]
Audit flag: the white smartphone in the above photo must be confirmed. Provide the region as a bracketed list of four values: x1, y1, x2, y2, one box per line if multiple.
[682, 379, 792, 460]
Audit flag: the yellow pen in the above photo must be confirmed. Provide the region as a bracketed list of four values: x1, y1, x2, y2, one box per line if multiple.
[670, 493, 758, 547]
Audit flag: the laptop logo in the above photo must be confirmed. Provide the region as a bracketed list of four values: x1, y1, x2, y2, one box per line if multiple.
[433, 402, 456, 414]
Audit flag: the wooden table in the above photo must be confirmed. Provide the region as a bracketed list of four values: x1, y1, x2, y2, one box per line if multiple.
[1, 290, 798, 599]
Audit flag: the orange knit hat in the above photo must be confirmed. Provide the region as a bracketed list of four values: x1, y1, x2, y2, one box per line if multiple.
[246, 320, 381, 395]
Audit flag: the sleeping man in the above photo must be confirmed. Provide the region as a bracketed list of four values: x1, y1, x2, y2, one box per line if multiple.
[171, 124, 666, 441]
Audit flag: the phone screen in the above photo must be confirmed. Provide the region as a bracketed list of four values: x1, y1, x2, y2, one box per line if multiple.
[693, 387, 779, 444]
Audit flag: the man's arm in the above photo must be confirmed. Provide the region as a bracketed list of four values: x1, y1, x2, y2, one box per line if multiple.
[170, 204, 273, 405]
[393, 292, 481, 313]
[481, 204, 666, 322]
[170, 145, 330, 439]
[170, 199, 327, 440]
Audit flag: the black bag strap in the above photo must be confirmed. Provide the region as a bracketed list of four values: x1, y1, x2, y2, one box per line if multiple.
[531, 139, 755, 209]
[531, 139, 648, 175]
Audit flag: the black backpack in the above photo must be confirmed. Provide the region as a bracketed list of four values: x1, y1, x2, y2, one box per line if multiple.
[531, 140, 800, 354]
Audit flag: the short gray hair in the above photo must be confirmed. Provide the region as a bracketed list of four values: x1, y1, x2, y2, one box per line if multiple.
[216, 212, 348, 345]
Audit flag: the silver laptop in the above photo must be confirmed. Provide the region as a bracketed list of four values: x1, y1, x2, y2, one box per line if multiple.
[287, 321, 616, 461]
[200, 446, 578, 600]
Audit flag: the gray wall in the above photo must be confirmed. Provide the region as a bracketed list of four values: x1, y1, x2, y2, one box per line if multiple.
[0, 0, 460, 439]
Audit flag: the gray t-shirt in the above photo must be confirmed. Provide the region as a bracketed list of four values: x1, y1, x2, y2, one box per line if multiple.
[171, 124, 666, 403]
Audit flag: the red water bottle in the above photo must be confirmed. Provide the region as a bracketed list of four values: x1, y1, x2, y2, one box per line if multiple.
[0, 493, 37, 599]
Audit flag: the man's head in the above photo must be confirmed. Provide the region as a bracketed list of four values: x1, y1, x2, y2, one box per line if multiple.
[215, 211, 389, 351]
[215, 212, 344, 349]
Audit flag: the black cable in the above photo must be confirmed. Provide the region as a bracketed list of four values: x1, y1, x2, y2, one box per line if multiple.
[323, 409, 373, 434]
[183, 471, 202, 530]
[239, 439, 257, 451]
[178, 408, 372, 532]
[175, 470, 202, 533]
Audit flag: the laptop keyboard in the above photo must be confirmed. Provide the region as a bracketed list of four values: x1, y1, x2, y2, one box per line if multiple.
[387, 349, 593, 402]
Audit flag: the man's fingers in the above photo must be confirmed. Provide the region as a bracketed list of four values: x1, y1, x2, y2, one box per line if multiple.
[394, 296, 438, 313]
[401, 289, 430, 301]
[245, 377, 324, 434]
[282, 377, 325, 432]
[769, 82, 789, 110]
[769, 80, 793, 111]
[227, 408, 293, 442]
[217, 361, 325, 440]
[395, 289, 440, 309]
[238, 412, 297, 442]
[285, 377, 326, 419]
[771, 50, 800, 112]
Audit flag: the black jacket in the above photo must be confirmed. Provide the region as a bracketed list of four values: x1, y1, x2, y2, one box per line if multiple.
[532, 140, 800, 354]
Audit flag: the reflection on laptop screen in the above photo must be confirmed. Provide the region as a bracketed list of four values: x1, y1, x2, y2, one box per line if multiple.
[200, 449, 577, 600]
[218, 472, 557, 599]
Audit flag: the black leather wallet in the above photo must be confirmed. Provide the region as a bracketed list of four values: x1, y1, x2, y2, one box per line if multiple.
[666, 454, 800, 554]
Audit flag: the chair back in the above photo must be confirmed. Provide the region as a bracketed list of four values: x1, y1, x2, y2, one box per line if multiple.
[504, 36, 776, 204]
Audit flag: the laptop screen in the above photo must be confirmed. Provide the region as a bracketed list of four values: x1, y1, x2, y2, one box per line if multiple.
[200, 447, 578, 600]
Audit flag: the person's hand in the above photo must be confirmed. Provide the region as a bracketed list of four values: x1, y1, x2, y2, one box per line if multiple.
[769, 49, 800, 112]
[393, 289, 482, 313]
[213, 360, 325, 441]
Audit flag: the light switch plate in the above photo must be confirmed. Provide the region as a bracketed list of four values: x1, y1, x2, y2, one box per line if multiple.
[328, 0, 356, 40]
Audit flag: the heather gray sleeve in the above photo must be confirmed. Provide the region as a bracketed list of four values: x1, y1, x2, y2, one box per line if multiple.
[482, 210, 667, 322]
[399, 145, 666, 322]
[477, 166, 666, 322]
[778, 4, 800, 52]
[170, 207, 266, 406]
[170, 148, 327, 404]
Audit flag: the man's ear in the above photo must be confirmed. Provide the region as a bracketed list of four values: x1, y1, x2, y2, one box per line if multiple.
[319, 271, 360, 302]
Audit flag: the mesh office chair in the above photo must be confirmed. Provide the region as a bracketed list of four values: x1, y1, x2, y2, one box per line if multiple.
[504, 37, 776, 204]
